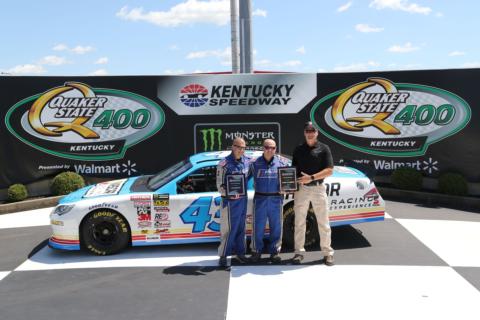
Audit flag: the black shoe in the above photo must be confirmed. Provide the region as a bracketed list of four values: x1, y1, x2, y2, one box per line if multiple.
[235, 255, 250, 264]
[270, 253, 281, 264]
[219, 256, 228, 267]
[250, 252, 262, 263]
[324, 255, 334, 266]
[292, 254, 304, 265]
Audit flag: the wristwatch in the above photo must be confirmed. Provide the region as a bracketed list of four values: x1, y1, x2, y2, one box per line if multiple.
[310, 175, 315, 181]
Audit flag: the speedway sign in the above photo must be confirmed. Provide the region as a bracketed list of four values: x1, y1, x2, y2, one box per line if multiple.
[157, 73, 316, 115]
[311, 78, 471, 157]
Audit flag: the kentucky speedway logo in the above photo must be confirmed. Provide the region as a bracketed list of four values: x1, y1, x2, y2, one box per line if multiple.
[311, 78, 471, 157]
[5, 82, 165, 160]
[179, 84, 209, 107]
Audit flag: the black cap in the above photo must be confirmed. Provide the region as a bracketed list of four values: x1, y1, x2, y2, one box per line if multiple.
[304, 121, 317, 131]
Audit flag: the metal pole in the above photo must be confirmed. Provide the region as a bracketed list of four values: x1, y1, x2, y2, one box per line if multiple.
[230, 0, 240, 74]
[239, 0, 253, 73]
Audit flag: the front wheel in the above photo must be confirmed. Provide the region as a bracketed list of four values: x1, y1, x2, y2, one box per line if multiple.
[81, 210, 130, 255]
[282, 204, 319, 249]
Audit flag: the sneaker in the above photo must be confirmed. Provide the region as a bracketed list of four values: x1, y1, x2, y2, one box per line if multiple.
[250, 252, 262, 263]
[324, 255, 334, 266]
[235, 255, 250, 264]
[292, 254, 304, 265]
[219, 256, 228, 267]
[270, 253, 282, 264]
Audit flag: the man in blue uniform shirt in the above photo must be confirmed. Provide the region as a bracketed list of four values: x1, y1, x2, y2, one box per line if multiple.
[216, 137, 252, 267]
[249, 139, 288, 264]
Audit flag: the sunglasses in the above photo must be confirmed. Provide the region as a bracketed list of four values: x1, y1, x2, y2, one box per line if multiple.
[304, 129, 317, 133]
[263, 146, 276, 150]
[233, 145, 246, 150]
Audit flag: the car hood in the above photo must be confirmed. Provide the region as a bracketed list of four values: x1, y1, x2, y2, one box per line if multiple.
[58, 177, 140, 204]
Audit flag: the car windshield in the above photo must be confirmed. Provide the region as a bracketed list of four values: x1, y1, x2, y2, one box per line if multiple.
[147, 159, 193, 190]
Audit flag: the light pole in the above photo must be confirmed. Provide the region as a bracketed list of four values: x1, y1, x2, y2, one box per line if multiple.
[230, 0, 240, 74]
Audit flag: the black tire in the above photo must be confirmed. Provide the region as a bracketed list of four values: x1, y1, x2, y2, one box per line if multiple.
[81, 210, 130, 255]
[282, 204, 319, 249]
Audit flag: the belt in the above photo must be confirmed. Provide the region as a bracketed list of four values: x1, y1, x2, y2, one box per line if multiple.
[255, 192, 282, 197]
[304, 181, 323, 187]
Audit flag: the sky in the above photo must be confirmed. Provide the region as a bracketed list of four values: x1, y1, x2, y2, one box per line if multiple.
[0, 0, 478, 76]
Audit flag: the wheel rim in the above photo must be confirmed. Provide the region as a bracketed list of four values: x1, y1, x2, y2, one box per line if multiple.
[91, 221, 118, 246]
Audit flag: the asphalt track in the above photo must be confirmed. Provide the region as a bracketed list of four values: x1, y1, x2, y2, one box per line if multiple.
[0, 200, 479, 320]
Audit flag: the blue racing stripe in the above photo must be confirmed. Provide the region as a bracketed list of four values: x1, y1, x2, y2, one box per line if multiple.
[48, 239, 81, 251]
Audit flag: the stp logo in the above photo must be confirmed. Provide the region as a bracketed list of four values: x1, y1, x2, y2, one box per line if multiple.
[179, 84, 208, 107]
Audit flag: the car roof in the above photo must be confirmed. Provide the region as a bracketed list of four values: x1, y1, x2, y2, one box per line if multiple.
[189, 150, 263, 165]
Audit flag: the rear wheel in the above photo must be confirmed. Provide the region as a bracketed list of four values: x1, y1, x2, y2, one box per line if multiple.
[81, 210, 130, 255]
[282, 204, 319, 249]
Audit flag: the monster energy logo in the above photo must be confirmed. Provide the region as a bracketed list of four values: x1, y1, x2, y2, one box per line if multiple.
[201, 128, 222, 151]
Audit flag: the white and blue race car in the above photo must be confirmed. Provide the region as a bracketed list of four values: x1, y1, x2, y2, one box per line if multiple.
[49, 151, 385, 255]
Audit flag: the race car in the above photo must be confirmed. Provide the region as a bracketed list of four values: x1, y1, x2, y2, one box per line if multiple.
[49, 151, 385, 255]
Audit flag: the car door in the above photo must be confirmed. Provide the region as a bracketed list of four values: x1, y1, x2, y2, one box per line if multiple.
[155, 164, 222, 244]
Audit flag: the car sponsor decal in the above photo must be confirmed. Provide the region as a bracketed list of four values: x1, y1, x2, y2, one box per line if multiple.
[88, 202, 119, 211]
[84, 179, 127, 197]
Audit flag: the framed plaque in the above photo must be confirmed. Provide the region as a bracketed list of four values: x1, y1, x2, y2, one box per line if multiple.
[278, 167, 297, 193]
[226, 174, 246, 197]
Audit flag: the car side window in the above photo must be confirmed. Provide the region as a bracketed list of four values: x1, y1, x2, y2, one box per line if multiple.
[176, 165, 218, 194]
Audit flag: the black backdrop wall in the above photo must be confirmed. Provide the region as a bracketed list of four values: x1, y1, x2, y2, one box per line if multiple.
[1, 69, 478, 192]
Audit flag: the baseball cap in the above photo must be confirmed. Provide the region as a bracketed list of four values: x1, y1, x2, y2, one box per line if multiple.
[304, 121, 317, 131]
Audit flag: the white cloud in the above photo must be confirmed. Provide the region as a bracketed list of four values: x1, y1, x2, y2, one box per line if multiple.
[117, 1, 265, 28]
[355, 23, 384, 33]
[369, 0, 431, 15]
[253, 59, 302, 69]
[6, 64, 46, 75]
[255, 59, 272, 66]
[164, 69, 186, 75]
[337, 2, 352, 12]
[252, 9, 267, 17]
[192, 69, 212, 73]
[282, 60, 302, 67]
[449, 51, 465, 57]
[52, 44, 68, 51]
[52, 44, 95, 54]
[333, 61, 380, 72]
[388, 42, 419, 53]
[296, 46, 306, 54]
[186, 47, 231, 59]
[38, 55, 68, 66]
[71, 45, 94, 55]
[95, 57, 109, 64]
[462, 62, 480, 68]
[90, 69, 108, 76]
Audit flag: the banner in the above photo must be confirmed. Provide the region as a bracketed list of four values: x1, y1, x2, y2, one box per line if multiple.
[0, 69, 478, 193]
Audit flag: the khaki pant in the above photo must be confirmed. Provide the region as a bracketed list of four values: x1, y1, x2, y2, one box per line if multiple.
[294, 184, 334, 257]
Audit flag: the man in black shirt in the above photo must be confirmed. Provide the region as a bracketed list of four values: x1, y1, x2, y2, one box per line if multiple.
[291, 121, 334, 266]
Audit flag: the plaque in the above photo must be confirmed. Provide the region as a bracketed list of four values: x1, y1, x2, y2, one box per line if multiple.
[226, 174, 246, 197]
[278, 167, 297, 193]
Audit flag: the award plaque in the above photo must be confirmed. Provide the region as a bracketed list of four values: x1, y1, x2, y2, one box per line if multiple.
[278, 167, 298, 193]
[226, 174, 246, 197]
